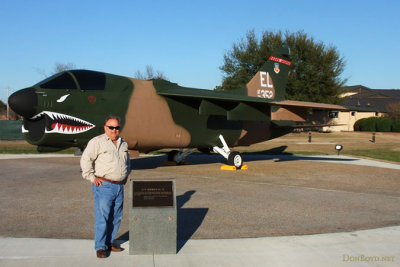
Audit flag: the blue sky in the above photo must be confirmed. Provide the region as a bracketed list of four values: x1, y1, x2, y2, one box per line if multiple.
[1, 0, 399, 103]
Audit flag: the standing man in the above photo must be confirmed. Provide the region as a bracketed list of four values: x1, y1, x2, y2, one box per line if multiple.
[80, 115, 131, 258]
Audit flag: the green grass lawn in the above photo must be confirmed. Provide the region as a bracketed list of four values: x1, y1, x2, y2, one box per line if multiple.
[343, 149, 400, 163]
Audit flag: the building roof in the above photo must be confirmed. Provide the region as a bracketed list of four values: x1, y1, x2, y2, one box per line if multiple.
[341, 85, 400, 112]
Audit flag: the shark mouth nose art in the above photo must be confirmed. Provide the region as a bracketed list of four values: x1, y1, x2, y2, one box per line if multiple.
[23, 111, 95, 136]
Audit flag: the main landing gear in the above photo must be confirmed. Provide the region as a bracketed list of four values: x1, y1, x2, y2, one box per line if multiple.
[167, 148, 195, 165]
[165, 135, 245, 169]
[213, 135, 243, 169]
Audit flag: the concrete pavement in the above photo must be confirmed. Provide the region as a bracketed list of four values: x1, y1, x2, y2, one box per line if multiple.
[1, 153, 399, 266]
[0, 226, 399, 267]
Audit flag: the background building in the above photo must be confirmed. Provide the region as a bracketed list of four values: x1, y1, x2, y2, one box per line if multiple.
[313, 86, 400, 132]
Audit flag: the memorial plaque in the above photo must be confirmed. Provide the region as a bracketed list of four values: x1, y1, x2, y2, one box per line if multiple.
[130, 179, 177, 255]
[132, 181, 174, 207]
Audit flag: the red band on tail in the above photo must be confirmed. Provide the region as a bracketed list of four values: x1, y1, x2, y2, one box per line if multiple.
[269, 56, 291, 66]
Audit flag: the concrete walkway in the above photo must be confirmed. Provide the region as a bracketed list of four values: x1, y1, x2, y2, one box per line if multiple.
[1, 226, 399, 267]
[271, 154, 400, 170]
[1, 153, 399, 169]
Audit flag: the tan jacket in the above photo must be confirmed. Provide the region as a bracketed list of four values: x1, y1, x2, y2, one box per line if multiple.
[80, 134, 131, 183]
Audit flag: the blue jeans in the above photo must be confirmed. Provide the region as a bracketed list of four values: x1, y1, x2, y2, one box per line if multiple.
[92, 181, 124, 251]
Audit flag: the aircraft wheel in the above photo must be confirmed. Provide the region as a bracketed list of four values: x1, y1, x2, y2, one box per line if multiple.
[227, 151, 243, 169]
[167, 150, 179, 162]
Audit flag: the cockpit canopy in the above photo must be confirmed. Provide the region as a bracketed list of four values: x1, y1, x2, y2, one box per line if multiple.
[36, 70, 106, 91]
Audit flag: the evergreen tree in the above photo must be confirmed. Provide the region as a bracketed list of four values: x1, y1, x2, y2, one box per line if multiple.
[219, 30, 346, 104]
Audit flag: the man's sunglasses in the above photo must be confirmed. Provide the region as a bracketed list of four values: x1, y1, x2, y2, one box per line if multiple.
[106, 126, 120, 130]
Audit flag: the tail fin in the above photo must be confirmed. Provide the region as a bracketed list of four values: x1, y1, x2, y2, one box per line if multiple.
[246, 44, 291, 101]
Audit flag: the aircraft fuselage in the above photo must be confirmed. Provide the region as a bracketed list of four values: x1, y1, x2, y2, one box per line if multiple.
[8, 70, 288, 153]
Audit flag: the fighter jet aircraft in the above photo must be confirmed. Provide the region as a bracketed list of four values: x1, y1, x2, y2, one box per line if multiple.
[8, 44, 346, 168]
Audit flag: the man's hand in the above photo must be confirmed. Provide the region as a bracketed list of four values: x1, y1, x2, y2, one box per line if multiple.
[93, 177, 103, 187]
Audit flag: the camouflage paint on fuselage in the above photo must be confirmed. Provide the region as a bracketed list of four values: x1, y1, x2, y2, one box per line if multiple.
[120, 78, 268, 152]
[120, 79, 191, 152]
[9, 44, 345, 155]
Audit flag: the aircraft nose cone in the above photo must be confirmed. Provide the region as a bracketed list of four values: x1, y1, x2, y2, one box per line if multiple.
[8, 88, 38, 118]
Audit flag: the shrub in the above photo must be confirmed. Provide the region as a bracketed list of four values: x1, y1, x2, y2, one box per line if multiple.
[354, 117, 378, 132]
[354, 119, 361, 131]
[392, 120, 400, 132]
[376, 117, 393, 132]
[354, 117, 400, 132]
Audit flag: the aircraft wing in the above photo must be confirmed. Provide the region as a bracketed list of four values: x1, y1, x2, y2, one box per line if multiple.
[269, 100, 347, 124]
[269, 100, 347, 111]
[156, 80, 347, 122]
[157, 85, 266, 103]
[157, 85, 271, 121]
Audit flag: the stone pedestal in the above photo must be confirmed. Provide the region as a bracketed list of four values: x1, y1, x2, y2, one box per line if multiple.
[129, 179, 176, 255]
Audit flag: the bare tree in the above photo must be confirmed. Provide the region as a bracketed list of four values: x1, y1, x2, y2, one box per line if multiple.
[386, 102, 400, 120]
[53, 62, 76, 74]
[134, 65, 167, 80]
[36, 62, 76, 78]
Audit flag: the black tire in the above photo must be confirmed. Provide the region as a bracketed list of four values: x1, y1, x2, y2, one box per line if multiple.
[167, 150, 179, 162]
[227, 151, 243, 168]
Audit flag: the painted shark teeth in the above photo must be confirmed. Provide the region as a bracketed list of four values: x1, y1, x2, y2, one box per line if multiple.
[31, 112, 45, 120]
[21, 125, 28, 133]
[49, 122, 93, 134]
[28, 111, 95, 135]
